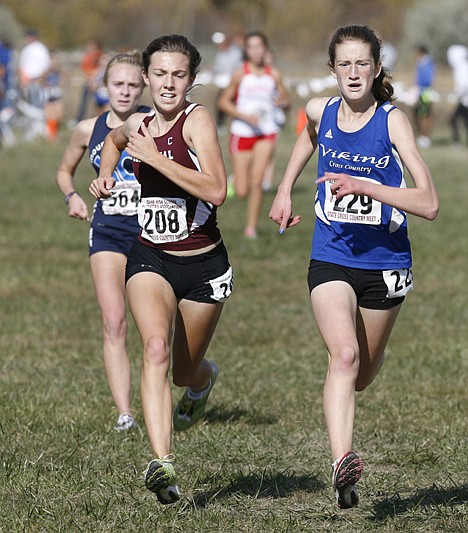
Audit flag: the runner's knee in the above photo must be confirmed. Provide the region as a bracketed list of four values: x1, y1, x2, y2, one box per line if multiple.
[143, 336, 170, 367]
[329, 345, 359, 375]
[102, 314, 127, 342]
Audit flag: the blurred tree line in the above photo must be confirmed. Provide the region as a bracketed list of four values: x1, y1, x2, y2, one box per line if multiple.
[1, 0, 468, 66]
[0, 0, 412, 52]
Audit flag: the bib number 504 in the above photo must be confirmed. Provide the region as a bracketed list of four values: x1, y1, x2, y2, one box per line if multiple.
[107, 189, 139, 209]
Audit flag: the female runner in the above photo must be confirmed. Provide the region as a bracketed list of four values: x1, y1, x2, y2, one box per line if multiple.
[56, 51, 148, 431]
[89, 34, 233, 504]
[219, 31, 289, 239]
[270, 25, 438, 508]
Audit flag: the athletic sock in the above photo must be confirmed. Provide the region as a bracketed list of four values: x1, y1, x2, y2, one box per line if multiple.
[187, 379, 211, 400]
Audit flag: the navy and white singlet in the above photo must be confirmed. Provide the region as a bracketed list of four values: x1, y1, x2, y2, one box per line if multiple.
[312, 97, 412, 270]
[88, 106, 150, 236]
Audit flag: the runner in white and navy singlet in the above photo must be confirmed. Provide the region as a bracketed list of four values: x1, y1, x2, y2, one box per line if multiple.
[313, 96, 411, 270]
[56, 51, 148, 432]
[88, 105, 149, 252]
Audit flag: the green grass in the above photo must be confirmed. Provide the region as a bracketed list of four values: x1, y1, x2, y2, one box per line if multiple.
[0, 125, 467, 533]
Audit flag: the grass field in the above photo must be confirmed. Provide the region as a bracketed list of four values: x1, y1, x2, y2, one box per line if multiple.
[0, 122, 467, 533]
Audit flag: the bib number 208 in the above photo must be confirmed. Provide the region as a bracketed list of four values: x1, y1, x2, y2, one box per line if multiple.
[139, 197, 188, 243]
[143, 208, 180, 235]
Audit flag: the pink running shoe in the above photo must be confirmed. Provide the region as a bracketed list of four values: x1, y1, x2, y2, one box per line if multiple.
[332, 451, 364, 509]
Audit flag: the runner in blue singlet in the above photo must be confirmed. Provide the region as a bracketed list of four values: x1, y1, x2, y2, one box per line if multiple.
[270, 25, 439, 510]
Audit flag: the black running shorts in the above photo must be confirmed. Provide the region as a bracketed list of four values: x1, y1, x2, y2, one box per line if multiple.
[308, 260, 405, 310]
[125, 239, 233, 303]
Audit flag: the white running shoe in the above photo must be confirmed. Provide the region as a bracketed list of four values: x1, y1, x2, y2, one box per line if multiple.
[114, 413, 137, 432]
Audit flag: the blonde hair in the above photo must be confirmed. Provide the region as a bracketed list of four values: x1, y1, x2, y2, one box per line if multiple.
[103, 50, 144, 85]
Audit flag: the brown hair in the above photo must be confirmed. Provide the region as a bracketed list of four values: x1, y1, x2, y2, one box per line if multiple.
[142, 35, 201, 77]
[328, 25, 394, 104]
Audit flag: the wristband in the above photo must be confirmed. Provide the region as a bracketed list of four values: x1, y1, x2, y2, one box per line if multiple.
[64, 191, 79, 205]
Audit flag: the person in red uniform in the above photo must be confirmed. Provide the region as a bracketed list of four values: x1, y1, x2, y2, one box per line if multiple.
[219, 31, 289, 239]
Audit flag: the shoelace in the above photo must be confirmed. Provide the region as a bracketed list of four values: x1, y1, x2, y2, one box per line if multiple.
[144, 454, 176, 476]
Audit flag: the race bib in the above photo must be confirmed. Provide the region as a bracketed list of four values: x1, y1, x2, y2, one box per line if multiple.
[242, 99, 272, 118]
[209, 266, 233, 302]
[324, 177, 381, 225]
[101, 181, 140, 216]
[138, 197, 188, 244]
[383, 267, 414, 298]
[242, 100, 276, 130]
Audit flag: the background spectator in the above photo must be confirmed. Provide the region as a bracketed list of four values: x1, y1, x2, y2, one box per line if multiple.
[413, 44, 435, 148]
[447, 44, 468, 147]
[211, 31, 243, 130]
[0, 37, 13, 104]
[0, 37, 16, 147]
[90, 51, 111, 115]
[381, 39, 398, 71]
[18, 29, 51, 141]
[43, 50, 64, 141]
[74, 39, 104, 123]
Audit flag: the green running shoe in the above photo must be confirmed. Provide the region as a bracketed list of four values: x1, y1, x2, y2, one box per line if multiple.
[226, 177, 235, 199]
[144, 455, 180, 505]
[173, 361, 218, 432]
